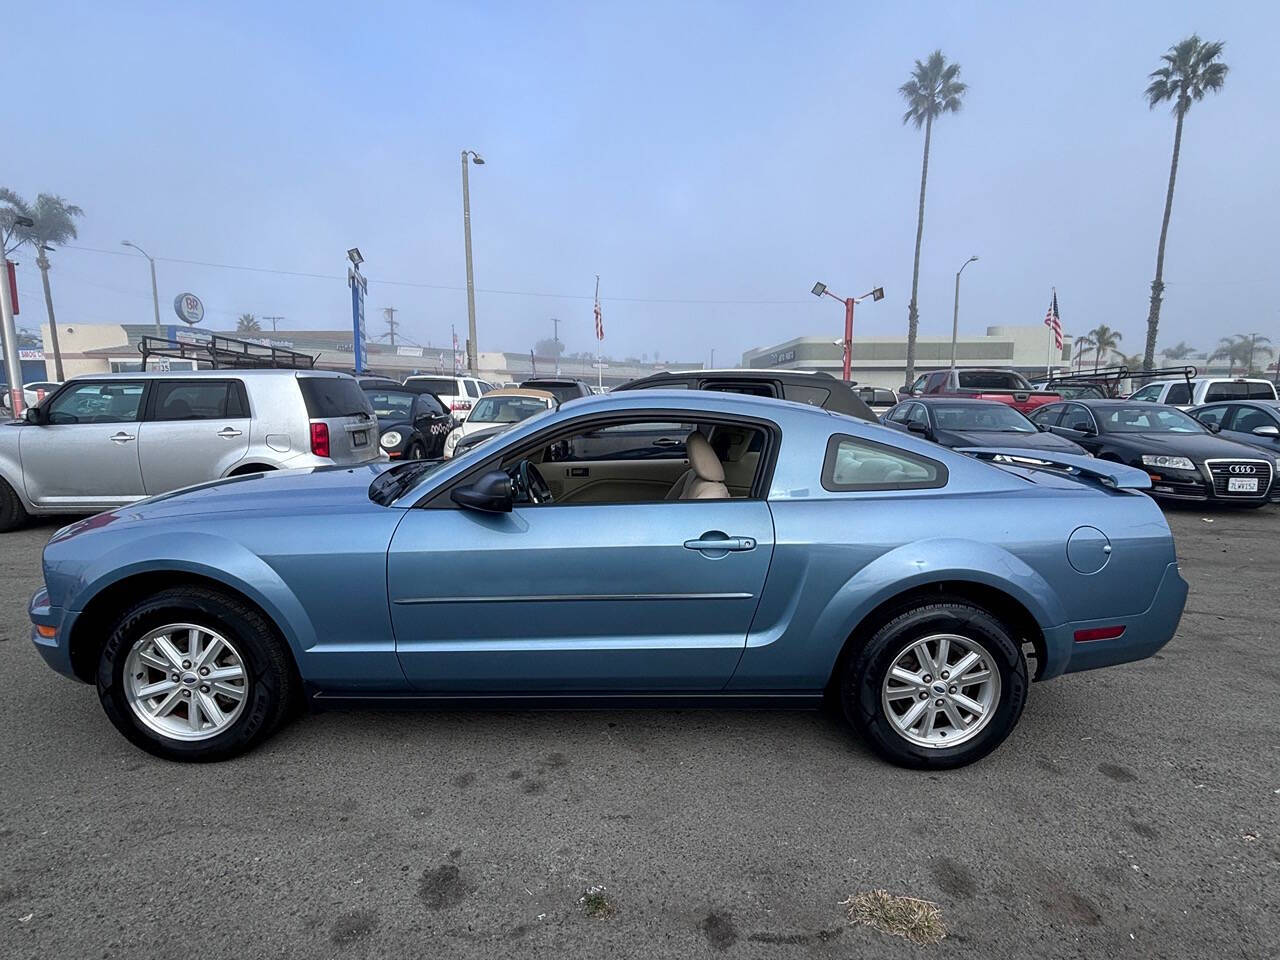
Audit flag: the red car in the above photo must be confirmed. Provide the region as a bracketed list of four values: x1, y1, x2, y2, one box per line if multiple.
[904, 368, 1060, 416]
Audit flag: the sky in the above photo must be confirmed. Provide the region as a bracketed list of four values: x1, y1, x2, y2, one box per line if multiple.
[5, 0, 1278, 366]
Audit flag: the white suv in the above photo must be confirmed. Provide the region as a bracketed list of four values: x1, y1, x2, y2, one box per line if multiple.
[1129, 377, 1277, 409]
[401, 375, 493, 420]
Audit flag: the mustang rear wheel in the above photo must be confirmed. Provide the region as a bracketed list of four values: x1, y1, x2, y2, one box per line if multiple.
[97, 587, 296, 762]
[843, 600, 1028, 769]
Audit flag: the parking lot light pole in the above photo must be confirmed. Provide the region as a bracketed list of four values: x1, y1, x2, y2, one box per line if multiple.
[950, 256, 979, 370]
[811, 282, 885, 382]
[461, 150, 484, 376]
[121, 241, 163, 337]
[1, 244, 25, 417]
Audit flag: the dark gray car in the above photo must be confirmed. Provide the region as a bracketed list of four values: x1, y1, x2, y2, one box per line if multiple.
[882, 398, 1088, 457]
[1192, 400, 1280, 457]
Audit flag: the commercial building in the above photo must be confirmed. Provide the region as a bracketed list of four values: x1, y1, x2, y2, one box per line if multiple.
[38, 323, 699, 387]
[742, 325, 1075, 389]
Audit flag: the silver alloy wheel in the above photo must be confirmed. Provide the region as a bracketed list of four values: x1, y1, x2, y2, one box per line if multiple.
[881, 632, 1001, 749]
[123, 622, 249, 742]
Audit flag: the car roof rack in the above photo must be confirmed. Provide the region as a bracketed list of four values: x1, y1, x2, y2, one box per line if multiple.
[1045, 364, 1197, 398]
[139, 334, 317, 370]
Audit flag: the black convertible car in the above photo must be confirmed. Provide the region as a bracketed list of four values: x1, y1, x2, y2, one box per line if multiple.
[361, 383, 456, 460]
[882, 397, 1089, 457]
[1029, 400, 1278, 506]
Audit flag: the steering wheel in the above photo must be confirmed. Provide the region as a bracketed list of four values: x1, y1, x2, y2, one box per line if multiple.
[516, 459, 553, 504]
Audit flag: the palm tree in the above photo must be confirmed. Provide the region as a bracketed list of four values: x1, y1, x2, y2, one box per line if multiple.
[899, 50, 967, 385]
[1211, 333, 1273, 374]
[1087, 324, 1122, 372]
[1160, 340, 1197, 363]
[1073, 336, 1095, 373]
[1141, 36, 1229, 372]
[236, 313, 261, 334]
[1, 189, 85, 380]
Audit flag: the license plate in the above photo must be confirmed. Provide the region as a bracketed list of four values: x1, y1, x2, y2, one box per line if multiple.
[352, 430, 368, 448]
[1227, 477, 1258, 493]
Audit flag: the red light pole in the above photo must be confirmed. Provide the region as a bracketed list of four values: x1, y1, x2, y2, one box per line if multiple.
[810, 282, 885, 381]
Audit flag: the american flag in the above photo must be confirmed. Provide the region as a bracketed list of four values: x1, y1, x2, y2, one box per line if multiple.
[1043, 291, 1062, 350]
[593, 275, 604, 341]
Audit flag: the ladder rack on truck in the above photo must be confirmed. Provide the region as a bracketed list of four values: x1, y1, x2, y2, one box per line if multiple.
[138, 334, 317, 370]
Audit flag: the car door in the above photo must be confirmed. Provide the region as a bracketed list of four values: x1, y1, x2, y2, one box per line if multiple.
[386, 419, 777, 693]
[1221, 404, 1280, 454]
[1051, 403, 1102, 452]
[135, 379, 252, 494]
[20, 379, 148, 507]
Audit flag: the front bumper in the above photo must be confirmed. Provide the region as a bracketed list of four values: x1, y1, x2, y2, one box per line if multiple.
[1038, 561, 1188, 679]
[1146, 464, 1276, 504]
[28, 587, 82, 681]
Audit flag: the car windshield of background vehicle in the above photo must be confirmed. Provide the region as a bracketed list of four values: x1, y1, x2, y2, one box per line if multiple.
[470, 396, 550, 424]
[1205, 381, 1278, 401]
[365, 390, 416, 419]
[957, 371, 1030, 390]
[932, 403, 1036, 433]
[524, 383, 583, 405]
[1100, 405, 1204, 433]
[407, 378, 458, 395]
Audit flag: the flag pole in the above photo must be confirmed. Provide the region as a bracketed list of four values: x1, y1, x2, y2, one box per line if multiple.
[594, 275, 602, 391]
[1045, 286, 1054, 377]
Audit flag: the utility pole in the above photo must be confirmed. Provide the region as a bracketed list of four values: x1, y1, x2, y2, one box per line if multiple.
[949, 256, 979, 370]
[121, 241, 163, 336]
[35, 245, 65, 380]
[460, 149, 485, 375]
[262, 315, 284, 333]
[383, 306, 399, 347]
[551, 317, 560, 375]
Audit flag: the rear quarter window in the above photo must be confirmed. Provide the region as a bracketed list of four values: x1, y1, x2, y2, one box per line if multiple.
[297, 377, 374, 418]
[821, 434, 948, 492]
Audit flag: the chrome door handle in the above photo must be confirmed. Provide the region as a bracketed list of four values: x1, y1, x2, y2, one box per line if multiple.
[217, 427, 243, 438]
[683, 535, 757, 552]
[653, 437, 680, 447]
[109, 432, 136, 444]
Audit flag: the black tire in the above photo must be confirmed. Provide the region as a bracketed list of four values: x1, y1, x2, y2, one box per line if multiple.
[96, 586, 297, 762]
[0, 477, 29, 532]
[842, 600, 1028, 769]
[406, 441, 426, 460]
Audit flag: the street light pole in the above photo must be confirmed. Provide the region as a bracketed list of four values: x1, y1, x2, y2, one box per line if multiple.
[122, 241, 163, 336]
[460, 149, 485, 376]
[35, 245, 65, 381]
[810, 282, 885, 382]
[950, 256, 979, 370]
[0, 248, 25, 416]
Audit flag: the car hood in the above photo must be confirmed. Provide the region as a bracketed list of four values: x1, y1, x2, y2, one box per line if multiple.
[57, 463, 398, 533]
[940, 429, 1085, 454]
[1112, 432, 1272, 461]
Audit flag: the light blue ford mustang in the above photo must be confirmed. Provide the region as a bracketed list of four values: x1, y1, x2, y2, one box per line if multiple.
[29, 390, 1187, 768]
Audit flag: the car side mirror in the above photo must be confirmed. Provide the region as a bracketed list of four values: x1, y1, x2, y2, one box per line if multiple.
[1035, 422, 1050, 432]
[450, 469, 512, 513]
[24, 406, 45, 425]
[1071, 421, 1096, 435]
[1252, 424, 1280, 438]
[906, 420, 930, 436]
[1204, 421, 1221, 434]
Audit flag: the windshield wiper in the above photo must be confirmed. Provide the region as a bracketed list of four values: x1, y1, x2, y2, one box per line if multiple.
[369, 460, 440, 505]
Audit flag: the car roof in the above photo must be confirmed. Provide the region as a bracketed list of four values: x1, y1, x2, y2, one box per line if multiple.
[478, 388, 557, 401]
[520, 377, 587, 385]
[910, 397, 1015, 406]
[63, 368, 352, 380]
[1067, 399, 1188, 408]
[1146, 376, 1273, 385]
[629, 368, 836, 382]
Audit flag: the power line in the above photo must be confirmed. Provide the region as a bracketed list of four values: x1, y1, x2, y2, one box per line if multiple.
[60, 243, 820, 305]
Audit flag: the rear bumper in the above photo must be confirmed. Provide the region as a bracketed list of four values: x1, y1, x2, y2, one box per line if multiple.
[1039, 561, 1188, 679]
[28, 587, 82, 681]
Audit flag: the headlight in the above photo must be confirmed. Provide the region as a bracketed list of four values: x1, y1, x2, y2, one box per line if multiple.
[443, 429, 461, 457]
[379, 430, 403, 449]
[1141, 455, 1195, 471]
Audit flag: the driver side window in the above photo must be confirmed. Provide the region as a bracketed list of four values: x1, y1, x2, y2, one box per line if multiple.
[47, 381, 146, 424]
[502, 417, 770, 506]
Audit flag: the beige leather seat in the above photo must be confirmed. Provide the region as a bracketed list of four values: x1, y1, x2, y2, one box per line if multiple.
[666, 432, 730, 500]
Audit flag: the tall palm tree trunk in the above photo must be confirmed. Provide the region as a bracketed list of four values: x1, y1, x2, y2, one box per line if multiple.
[904, 114, 932, 385]
[1144, 103, 1185, 372]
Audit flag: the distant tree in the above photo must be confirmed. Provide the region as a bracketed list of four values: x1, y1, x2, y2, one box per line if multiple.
[1160, 340, 1197, 363]
[533, 337, 564, 358]
[899, 50, 967, 385]
[1, 189, 85, 380]
[1141, 35, 1229, 371]
[1210, 333, 1273, 375]
[1072, 336, 1095, 372]
[236, 313, 262, 333]
[1087, 325, 1123, 372]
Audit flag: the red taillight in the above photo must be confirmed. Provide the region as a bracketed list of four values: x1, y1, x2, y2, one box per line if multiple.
[310, 422, 330, 458]
[1074, 625, 1126, 643]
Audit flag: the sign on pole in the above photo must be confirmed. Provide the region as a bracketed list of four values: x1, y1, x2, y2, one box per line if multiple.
[173, 293, 204, 325]
[349, 265, 367, 373]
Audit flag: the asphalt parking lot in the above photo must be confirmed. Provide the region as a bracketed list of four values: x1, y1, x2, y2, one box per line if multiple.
[1, 507, 1276, 960]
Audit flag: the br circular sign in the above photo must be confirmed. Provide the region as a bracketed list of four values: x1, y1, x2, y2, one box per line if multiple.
[173, 293, 204, 326]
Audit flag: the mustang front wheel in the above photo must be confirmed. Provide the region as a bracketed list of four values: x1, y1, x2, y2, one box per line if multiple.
[843, 600, 1028, 769]
[97, 587, 296, 762]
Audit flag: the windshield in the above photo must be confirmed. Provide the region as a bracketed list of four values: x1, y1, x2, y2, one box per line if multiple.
[470, 395, 549, 423]
[368, 459, 449, 505]
[364, 389, 415, 420]
[406, 377, 457, 395]
[521, 381, 581, 404]
[1099, 405, 1205, 433]
[932, 403, 1036, 433]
